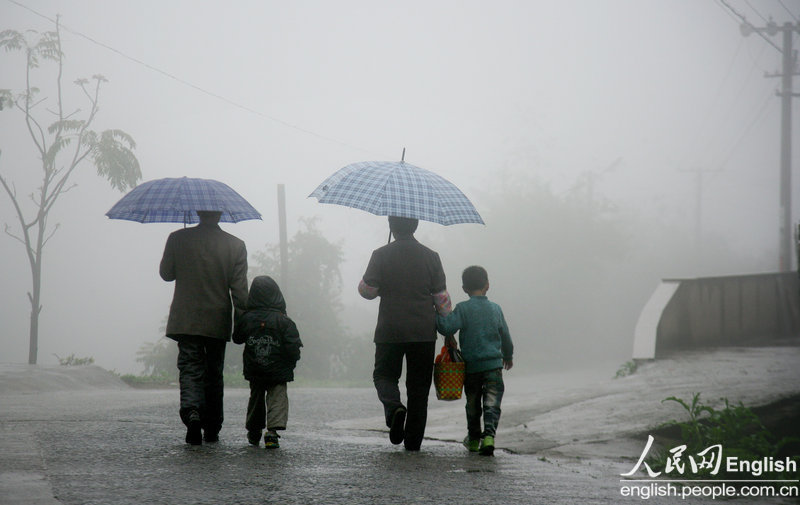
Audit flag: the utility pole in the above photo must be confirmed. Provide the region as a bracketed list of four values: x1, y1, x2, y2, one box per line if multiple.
[741, 20, 800, 271]
[277, 184, 289, 287]
[680, 166, 723, 259]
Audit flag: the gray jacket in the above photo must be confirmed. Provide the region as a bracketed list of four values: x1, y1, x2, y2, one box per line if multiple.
[160, 222, 248, 340]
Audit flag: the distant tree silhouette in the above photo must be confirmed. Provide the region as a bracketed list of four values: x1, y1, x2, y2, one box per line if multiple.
[429, 168, 763, 369]
[250, 217, 360, 380]
[0, 20, 141, 364]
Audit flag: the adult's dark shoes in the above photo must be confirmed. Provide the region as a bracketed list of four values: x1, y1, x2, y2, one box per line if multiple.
[389, 406, 406, 445]
[247, 431, 261, 446]
[185, 411, 202, 445]
[203, 430, 219, 443]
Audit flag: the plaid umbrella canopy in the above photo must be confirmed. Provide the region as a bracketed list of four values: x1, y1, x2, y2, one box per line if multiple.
[106, 177, 261, 224]
[309, 160, 484, 225]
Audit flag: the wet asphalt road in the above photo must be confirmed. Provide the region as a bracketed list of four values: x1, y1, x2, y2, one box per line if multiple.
[1, 386, 728, 505]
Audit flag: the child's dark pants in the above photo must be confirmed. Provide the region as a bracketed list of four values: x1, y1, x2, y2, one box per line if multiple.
[464, 368, 505, 439]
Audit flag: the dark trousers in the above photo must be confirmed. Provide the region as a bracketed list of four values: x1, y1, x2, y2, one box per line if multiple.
[176, 336, 226, 434]
[373, 341, 436, 450]
[464, 368, 505, 439]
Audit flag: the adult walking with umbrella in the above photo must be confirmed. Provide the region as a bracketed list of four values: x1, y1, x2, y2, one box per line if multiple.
[310, 155, 482, 451]
[108, 177, 260, 445]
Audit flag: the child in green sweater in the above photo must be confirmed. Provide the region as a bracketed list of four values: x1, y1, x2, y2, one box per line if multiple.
[436, 265, 514, 456]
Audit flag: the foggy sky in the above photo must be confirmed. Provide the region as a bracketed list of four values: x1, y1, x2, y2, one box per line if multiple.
[1, 0, 797, 373]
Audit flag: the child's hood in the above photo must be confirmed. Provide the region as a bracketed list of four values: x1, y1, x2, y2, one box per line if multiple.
[247, 275, 286, 313]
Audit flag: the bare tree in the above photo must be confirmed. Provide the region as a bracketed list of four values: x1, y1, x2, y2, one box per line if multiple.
[0, 20, 141, 364]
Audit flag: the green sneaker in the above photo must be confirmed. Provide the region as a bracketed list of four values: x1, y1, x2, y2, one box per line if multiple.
[479, 435, 495, 456]
[264, 432, 280, 449]
[463, 436, 480, 452]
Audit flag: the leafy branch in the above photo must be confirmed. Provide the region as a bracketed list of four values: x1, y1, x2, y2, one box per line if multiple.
[0, 20, 141, 364]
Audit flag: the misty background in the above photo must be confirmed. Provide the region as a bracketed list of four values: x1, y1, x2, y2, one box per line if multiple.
[1, 0, 797, 377]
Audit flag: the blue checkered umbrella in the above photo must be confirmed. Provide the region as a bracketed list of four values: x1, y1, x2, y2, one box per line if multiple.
[106, 177, 261, 224]
[309, 161, 484, 225]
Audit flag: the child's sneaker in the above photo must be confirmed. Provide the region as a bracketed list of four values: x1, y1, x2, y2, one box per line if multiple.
[264, 431, 280, 449]
[479, 435, 495, 456]
[247, 430, 261, 447]
[463, 436, 480, 452]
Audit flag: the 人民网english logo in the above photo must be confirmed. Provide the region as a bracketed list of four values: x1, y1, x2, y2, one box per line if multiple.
[621, 435, 797, 478]
[619, 435, 799, 501]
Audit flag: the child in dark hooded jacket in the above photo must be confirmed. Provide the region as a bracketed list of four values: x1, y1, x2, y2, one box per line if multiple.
[233, 276, 302, 448]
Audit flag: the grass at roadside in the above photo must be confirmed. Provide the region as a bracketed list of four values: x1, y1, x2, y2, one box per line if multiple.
[644, 392, 800, 487]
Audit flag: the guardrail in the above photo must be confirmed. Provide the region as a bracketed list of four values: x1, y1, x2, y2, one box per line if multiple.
[632, 272, 800, 359]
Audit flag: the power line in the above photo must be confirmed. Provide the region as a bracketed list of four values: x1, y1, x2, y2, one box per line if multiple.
[776, 0, 798, 21]
[717, 90, 774, 169]
[679, 91, 773, 258]
[715, 0, 783, 53]
[744, 0, 770, 22]
[680, 37, 745, 168]
[689, 42, 767, 167]
[716, 0, 745, 24]
[4, 0, 388, 159]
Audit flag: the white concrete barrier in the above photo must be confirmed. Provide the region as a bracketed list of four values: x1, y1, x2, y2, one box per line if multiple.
[632, 272, 800, 359]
